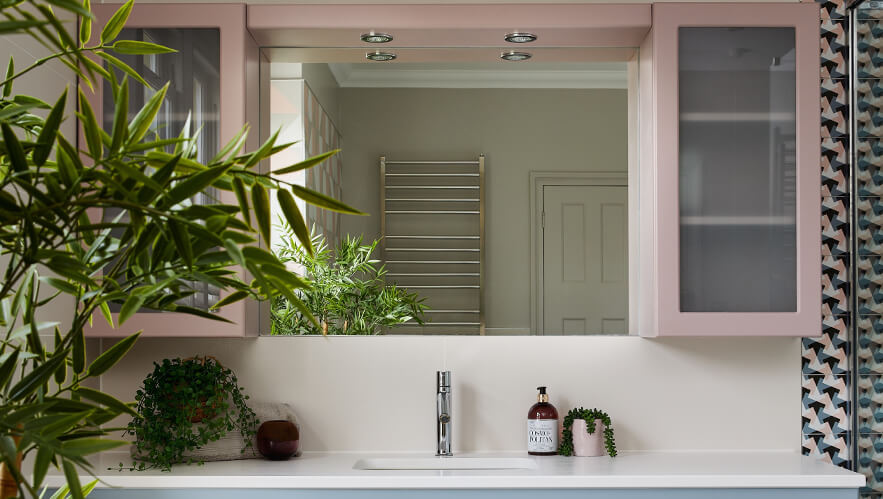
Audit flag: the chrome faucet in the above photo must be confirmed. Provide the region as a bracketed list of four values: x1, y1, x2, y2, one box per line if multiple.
[436, 370, 452, 456]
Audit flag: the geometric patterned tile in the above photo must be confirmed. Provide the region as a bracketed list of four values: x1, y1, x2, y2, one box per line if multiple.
[858, 434, 883, 494]
[859, 197, 883, 255]
[860, 257, 883, 315]
[822, 18, 850, 79]
[858, 80, 883, 138]
[818, 0, 847, 20]
[824, 136, 850, 197]
[822, 79, 850, 138]
[803, 374, 851, 435]
[803, 432, 852, 468]
[804, 315, 850, 375]
[857, 1, 883, 20]
[859, 139, 883, 197]
[824, 255, 851, 315]
[824, 196, 851, 256]
[858, 20, 883, 79]
[859, 375, 883, 434]
[860, 315, 883, 375]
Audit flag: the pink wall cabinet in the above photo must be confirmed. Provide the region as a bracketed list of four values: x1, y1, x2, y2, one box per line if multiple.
[83, 4, 261, 337]
[638, 3, 821, 336]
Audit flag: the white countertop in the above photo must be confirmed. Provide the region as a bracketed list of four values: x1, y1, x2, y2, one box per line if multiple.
[45, 451, 865, 489]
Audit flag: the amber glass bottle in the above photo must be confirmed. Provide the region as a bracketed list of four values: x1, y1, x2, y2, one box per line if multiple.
[527, 386, 559, 455]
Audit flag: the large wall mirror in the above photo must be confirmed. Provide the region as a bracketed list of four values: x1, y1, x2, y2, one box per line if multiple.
[260, 47, 637, 336]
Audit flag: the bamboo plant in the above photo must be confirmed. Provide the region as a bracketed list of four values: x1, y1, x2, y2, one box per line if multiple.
[0, 1, 360, 497]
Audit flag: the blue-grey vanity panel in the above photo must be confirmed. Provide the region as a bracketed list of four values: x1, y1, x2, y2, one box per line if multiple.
[72, 488, 858, 499]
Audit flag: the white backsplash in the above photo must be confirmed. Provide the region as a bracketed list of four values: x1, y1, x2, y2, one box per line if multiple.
[99, 335, 799, 453]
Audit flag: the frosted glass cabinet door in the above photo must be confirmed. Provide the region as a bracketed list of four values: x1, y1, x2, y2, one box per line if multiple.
[83, 4, 259, 337]
[648, 3, 821, 336]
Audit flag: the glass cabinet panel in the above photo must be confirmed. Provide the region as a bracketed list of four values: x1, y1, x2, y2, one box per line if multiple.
[101, 28, 221, 311]
[677, 27, 797, 313]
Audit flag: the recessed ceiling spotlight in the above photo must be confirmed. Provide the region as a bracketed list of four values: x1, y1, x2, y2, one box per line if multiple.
[500, 51, 532, 62]
[505, 32, 537, 43]
[366, 51, 397, 62]
[361, 32, 394, 43]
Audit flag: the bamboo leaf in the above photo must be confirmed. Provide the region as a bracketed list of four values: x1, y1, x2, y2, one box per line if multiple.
[0, 349, 19, 392]
[0, 123, 27, 174]
[291, 184, 365, 215]
[127, 82, 169, 144]
[33, 89, 67, 166]
[54, 328, 66, 384]
[62, 460, 83, 499]
[8, 351, 65, 400]
[167, 220, 193, 269]
[72, 326, 85, 374]
[112, 40, 175, 55]
[100, 0, 133, 43]
[2, 57, 12, 98]
[273, 149, 339, 175]
[77, 88, 102, 159]
[164, 163, 230, 207]
[33, 446, 52, 490]
[210, 126, 248, 164]
[118, 294, 144, 326]
[173, 305, 233, 323]
[86, 331, 140, 377]
[277, 189, 312, 256]
[110, 77, 128, 153]
[243, 129, 278, 169]
[232, 177, 251, 229]
[45, 0, 94, 18]
[251, 183, 271, 246]
[74, 386, 137, 417]
[95, 51, 149, 88]
[0, 20, 49, 35]
[210, 290, 249, 311]
[78, 0, 91, 46]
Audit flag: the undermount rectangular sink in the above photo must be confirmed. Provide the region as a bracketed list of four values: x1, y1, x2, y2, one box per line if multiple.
[353, 457, 538, 470]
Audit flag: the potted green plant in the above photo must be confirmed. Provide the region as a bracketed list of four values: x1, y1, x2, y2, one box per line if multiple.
[271, 229, 428, 335]
[125, 357, 259, 471]
[0, 0, 358, 496]
[558, 407, 617, 457]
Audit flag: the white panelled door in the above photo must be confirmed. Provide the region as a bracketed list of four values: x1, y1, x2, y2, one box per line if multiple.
[542, 185, 628, 335]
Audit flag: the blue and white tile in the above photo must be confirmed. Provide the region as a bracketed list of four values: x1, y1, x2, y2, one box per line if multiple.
[822, 79, 850, 138]
[858, 20, 883, 79]
[824, 136, 850, 197]
[803, 432, 852, 468]
[803, 375, 851, 435]
[822, 18, 849, 79]
[803, 315, 850, 375]
[860, 315, 883, 375]
[818, 0, 848, 20]
[858, 80, 883, 139]
[859, 197, 883, 255]
[859, 139, 883, 197]
[824, 255, 851, 316]
[858, 434, 883, 493]
[859, 375, 883, 434]
[823, 197, 851, 256]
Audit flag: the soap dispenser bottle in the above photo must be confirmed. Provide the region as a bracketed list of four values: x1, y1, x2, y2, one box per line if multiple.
[527, 386, 559, 455]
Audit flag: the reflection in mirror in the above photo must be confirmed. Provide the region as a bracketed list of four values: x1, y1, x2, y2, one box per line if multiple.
[263, 52, 634, 336]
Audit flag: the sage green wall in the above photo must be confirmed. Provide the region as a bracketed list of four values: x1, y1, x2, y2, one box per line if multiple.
[338, 88, 627, 334]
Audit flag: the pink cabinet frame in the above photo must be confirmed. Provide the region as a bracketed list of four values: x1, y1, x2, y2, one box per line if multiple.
[82, 4, 261, 337]
[638, 3, 821, 337]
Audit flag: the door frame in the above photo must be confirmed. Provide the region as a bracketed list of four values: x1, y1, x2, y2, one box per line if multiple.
[529, 172, 628, 335]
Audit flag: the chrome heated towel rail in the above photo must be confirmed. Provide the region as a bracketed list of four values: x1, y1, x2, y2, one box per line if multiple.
[380, 155, 485, 335]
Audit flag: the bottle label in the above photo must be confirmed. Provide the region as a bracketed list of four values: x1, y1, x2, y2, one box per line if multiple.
[527, 419, 558, 453]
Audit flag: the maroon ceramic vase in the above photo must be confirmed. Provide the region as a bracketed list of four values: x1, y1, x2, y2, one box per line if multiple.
[257, 420, 299, 460]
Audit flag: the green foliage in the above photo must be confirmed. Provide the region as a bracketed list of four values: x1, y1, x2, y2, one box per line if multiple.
[558, 407, 617, 457]
[0, 0, 359, 496]
[123, 357, 258, 472]
[270, 229, 427, 335]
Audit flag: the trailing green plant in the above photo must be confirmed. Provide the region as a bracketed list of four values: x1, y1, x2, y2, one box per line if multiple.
[558, 407, 617, 457]
[0, 0, 359, 496]
[123, 357, 258, 472]
[271, 228, 427, 335]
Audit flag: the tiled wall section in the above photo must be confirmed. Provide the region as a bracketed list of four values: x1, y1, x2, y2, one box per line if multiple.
[805, 0, 852, 471]
[304, 85, 343, 246]
[809, 1, 883, 496]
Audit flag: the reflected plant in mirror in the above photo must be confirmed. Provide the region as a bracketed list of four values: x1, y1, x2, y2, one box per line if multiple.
[270, 226, 428, 335]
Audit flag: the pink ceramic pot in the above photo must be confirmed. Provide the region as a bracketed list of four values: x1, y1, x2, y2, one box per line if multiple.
[571, 418, 606, 457]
